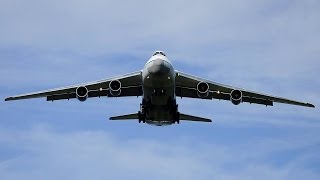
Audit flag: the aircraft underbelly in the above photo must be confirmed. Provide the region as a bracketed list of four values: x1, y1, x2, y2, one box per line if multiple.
[146, 106, 171, 120]
[143, 79, 174, 104]
[141, 57, 177, 125]
[142, 65, 175, 106]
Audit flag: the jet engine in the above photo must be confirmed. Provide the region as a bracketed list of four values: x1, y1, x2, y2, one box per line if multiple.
[109, 80, 121, 96]
[76, 86, 88, 102]
[197, 81, 209, 98]
[230, 89, 242, 105]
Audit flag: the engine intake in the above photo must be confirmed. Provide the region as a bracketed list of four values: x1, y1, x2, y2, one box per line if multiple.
[109, 80, 121, 96]
[197, 81, 209, 98]
[230, 89, 242, 105]
[76, 86, 88, 102]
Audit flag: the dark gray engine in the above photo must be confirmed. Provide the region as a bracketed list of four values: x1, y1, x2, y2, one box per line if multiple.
[230, 89, 242, 105]
[76, 86, 88, 101]
[109, 80, 121, 96]
[197, 81, 209, 98]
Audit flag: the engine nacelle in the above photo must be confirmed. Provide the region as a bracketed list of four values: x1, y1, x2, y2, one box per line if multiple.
[197, 81, 209, 98]
[76, 86, 88, 102]
[230, 89, 242, 105]
[109, 80, 121, 96]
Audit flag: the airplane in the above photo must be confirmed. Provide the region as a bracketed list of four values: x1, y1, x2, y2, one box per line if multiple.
[5, 51, 315, 126]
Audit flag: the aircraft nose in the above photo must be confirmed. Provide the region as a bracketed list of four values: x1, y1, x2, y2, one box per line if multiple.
[147, 59, 170, 76]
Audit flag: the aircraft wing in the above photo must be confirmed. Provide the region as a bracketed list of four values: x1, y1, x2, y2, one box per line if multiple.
[175, 71, 315, 108]
[5, 71, 143, 101]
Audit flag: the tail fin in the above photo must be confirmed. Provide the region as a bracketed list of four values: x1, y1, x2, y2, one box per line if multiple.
[109, 113, 139, 120]
[179, 113, 212, 122]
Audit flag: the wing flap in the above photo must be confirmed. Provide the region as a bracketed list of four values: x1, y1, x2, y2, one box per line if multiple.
[211, 91, 231, 100]
[47, 93, 77, 101]
[176, 86, 212, 99]
[46, 86, 143, 101]
[242, 96, 273, 106]
[212, 92, 274, 106]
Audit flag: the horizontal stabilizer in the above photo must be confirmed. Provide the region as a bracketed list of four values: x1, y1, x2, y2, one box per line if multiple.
[109, 113, 139, 120]
[179, 113, 212, 122]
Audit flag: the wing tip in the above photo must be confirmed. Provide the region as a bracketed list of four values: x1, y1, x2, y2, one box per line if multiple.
[5, 97, 12, 101]
[199, 118, 213, 122]
[109, 116, 117, 120]
[307, 103, 315, 108]
[202, 119, 212, 123]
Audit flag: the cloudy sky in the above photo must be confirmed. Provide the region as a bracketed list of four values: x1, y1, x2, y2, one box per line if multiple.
[0, 0, 319, 179]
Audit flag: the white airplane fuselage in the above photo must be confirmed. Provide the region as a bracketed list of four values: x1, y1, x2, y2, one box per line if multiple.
[141, 54, 177, 126]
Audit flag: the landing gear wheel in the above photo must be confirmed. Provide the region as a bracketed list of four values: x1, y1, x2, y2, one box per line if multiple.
[173, 112, 180, 124]
[138, 111, 146, 123]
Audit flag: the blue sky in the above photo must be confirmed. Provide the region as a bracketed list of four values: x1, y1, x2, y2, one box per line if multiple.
[0, 0, 319, 179]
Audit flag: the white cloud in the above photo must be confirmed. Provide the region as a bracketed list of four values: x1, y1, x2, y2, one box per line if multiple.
[1, 0, 319, 87]
[0, 126, 319, 180]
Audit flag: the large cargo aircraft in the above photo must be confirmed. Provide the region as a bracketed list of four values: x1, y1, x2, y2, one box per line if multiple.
[5, 51, 315, 126]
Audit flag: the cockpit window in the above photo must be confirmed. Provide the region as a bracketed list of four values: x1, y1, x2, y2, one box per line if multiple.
[153, 51, 166, 56]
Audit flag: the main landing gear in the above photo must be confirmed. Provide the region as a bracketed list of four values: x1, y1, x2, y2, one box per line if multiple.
[173, 111, 180, 124]
[170, 101, 180, 124]
[138, 111, 145, 123]
[138, 98, 180, 125]
[138, 99, 150, 123]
